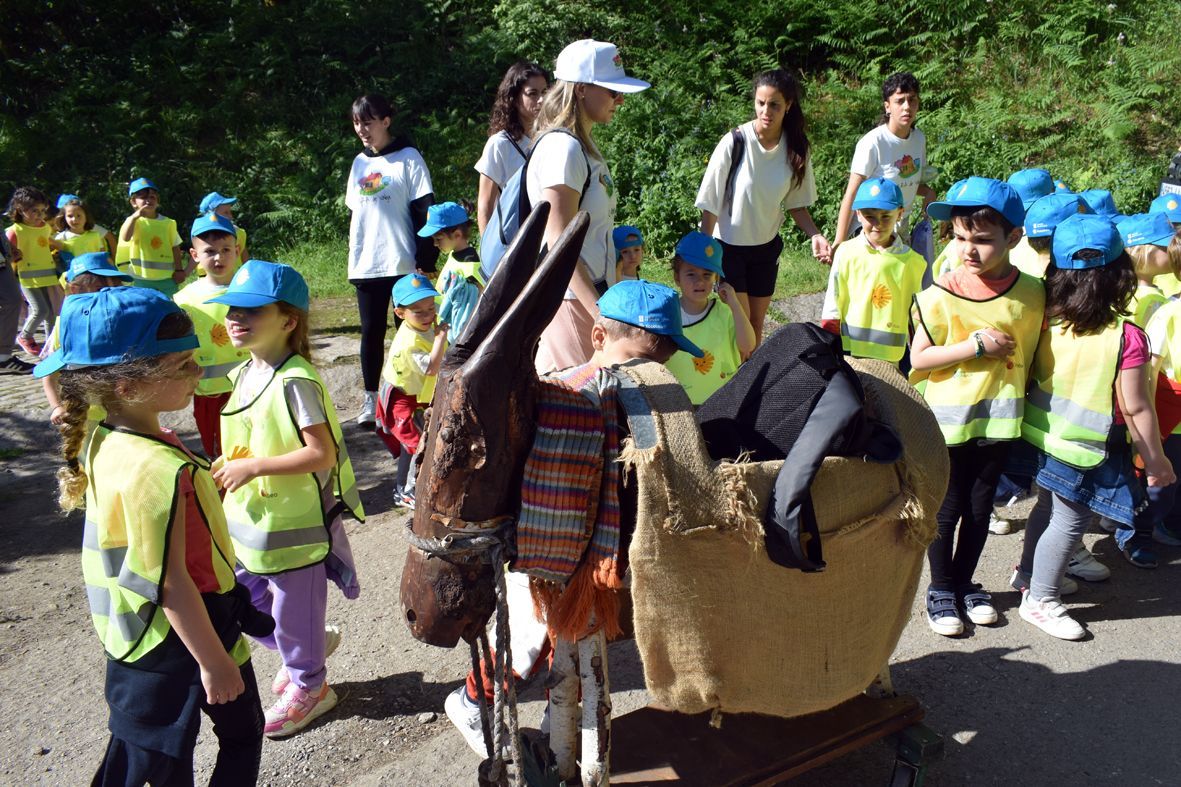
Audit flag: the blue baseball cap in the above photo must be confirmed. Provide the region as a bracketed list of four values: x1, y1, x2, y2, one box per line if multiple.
[612, 225, 644, 253]
[1078, 189, 1120, 219]
[852, 177, 904, 211]
[1024, 193, 1085, 238]
[597, 280, 703, 358]
[56, 193, 80, 210]
[191, 212, 237, 240]
[416, 202, 470, 237]
[1007, 168, 1055, 209]
[1054, 179, 1072, 193]
[673, 231, 724, 276]
[128, 177, 157, 196]
[1149, 193, 1181, 224]
[199, 192, 238, 214]
[34, 287, 197, 379]
[66, 252, 132, 283]
[206, 260, 309, 311]
[1120, 212, 1176, 248]
[927, 177, 1025, 229]
[1051, 214, 1124, 270]
[392, 273, 439, 306]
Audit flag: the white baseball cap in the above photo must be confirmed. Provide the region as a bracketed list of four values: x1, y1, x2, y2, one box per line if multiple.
[553, 39, 650, 93]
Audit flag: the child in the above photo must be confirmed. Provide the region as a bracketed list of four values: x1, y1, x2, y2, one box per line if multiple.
[42, 252, 132, 424]
[53, 194, 117, 259]
[1149, 194, 1181, 296]
[1017, 214, 1174, 639]
[1006, 168, 1055, 276]
[173, 213, 249, 457]
[118, 177, 190, 296]
[375, 273, 449, 507]
[1145, 233, 1181, 548]
[1121, 212, 1175, 328]
[200, 191, 250, 263]
[1079, 188, 1121, 220]
[821, 177, 926, 363]
[664, 230, 755, 404]
[613, 225, 644, 280]
[417, 201, 482, 340]
[1016, 192, 1086, 279]
[910, 177, 1045, 637]
[210, 260, 363, 737]
[38, 286, 265, 784]
[6, 187, 66, 355]
[0, 229, 33, 372]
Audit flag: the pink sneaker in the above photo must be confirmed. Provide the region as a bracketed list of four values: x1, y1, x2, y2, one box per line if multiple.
[265, 681, 338, 738]
[272, 625, 342, 695]
[16, 335, 42, 355]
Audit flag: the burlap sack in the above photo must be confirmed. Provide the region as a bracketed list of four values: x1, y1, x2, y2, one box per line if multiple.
[619, 358, 948, 719]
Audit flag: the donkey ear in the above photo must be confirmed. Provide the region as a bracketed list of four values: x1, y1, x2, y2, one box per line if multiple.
[445, 202, 551, 366]
[465, 211, 589, 380]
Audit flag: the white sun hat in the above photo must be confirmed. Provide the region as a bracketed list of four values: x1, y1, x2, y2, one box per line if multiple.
[553, 39, 650, 93]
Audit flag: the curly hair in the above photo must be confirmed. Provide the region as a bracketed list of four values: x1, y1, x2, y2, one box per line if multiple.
[1044, 250, 1136, 335]
[6, 186, 50, 224]
[753, 69, 809, 189]
[878, 72, 921, 125]
[488, 61, 548, 141]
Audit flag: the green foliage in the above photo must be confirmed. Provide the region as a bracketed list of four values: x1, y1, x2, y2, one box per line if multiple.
[3, 0, 1180, 299]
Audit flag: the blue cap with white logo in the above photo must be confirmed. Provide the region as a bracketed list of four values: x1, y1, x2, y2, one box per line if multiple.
[852, 177, 904, 211]
[1149, 193, 1181, 224]
[1051, 214, 1124, 270]
[597, 279, 703, 358]
[206, 260, 309, 311]
[392, 273, 440, 306]
[674, 231, 724, 276]
[34, 287, 197, 378]
[56, 194, 80, 210]
[128, 177, 157, 196]
[1024, 193, 1086, 238]
[198, 192, 238, 214]
[66, 252, 132, 283]
[1120, 212, 1176, 248]
[927, 177, 1025, 229]
[416, 202, 471, 237]
[191, 212, 237, 240]
[1007, 168, 1055, 210]
[1078, 189, 1120, 219]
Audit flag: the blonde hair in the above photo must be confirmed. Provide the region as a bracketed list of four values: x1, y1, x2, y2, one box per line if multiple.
[1126, 244, 1157, 277]
[277, 302, 312, 362]
[1169, 231, 1181, 278]
[532, 79, 602, 160]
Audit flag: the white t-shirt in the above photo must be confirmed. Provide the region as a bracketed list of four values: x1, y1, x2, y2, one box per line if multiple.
[525, 131, 617, 297]
[346, 147, 434, 279]
[695, 121, 818, 247]
[475, 131, 532, 189]
[849, 125, 931, 222]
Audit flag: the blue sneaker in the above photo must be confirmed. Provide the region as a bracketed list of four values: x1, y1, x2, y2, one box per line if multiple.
[1121, 545, 1159, 569]
[926, 589, 963, 637]
[1153, 523, 1181, 547]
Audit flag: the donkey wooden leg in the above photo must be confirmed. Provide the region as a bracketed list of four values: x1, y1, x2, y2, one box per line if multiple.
[549, 637, 581, 781]
[578, 628, 611, 787]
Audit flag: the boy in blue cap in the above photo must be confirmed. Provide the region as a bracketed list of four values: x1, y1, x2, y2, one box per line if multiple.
[377, 273, 449, 507]
[910, 176, 1045, 637]
[1019, 192, 1087, 278]
[613, 225, 645, 281]
[199, 192, 249, 264]
[664, 230, 754, 405]
[821, 177, 926, 363]
[117, 177, 188, 296]
[418, 201, 483, 340]
[1006, 168, 1057, 276]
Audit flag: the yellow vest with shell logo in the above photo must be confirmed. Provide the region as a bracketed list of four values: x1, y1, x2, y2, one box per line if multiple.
[81, 425, 248, 665]
[7, 222, 59, 288]
[910, 272, 1045, 445]
[834, 237, 926, 363]
[1022, 319, 1124, 469]
[126, 215, 179, 280]
[220, 354, 365, 575]
[173, 278, 249, 396]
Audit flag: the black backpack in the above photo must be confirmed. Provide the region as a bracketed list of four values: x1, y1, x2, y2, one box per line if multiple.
[695, 323, 902, 572]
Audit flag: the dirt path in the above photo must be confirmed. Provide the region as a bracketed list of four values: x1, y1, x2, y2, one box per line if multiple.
[2, 317, 1180, 785]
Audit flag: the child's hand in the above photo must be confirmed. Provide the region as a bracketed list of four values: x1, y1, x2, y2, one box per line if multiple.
[200, 653, 245, 705]
[1146, 456, 1176, 488]
[979, 329, 1015, 358]
[49, 406, 64, 426]
[717, 281, 737, 305]
[212, 458, 258, 493]
[435, 323, 449, 339]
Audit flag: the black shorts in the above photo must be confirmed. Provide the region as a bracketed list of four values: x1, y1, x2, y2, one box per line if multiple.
[719, 235, 783, 298]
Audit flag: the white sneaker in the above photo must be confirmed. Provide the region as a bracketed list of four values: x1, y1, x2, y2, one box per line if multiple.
[355, 391, 377, 427]
[1019, 593, 1086, 640]
[445, 686, 492, 758]
[272, 624, 343, 695]
[1065, 545, 1111, 582]
[988, 512, 1012, 535]
[959, 584, 998, 625]
[1009, 567, 1078, 596]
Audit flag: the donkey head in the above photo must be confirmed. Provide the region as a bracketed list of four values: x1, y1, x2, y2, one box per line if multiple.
[400, 204, 589, 647]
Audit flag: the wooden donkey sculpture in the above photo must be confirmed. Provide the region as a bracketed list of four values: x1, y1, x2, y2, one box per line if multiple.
[400, 203, 598, 785]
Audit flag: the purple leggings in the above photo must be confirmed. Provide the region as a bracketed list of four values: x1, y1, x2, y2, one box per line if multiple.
[237, 564, 328, 690]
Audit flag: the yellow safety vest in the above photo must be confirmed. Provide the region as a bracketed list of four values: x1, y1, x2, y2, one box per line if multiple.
[911, 272, 1045, 445]
[173, 279, 249, 395]
[833, 238, 926, 363]
[1156, 272, 1181, 298]
[1129, 282, 1166, 329]
[434, 252, 484, 307]
[7, 222, 59, 288]
[220, 355, 365, 574]
[1010, 237, 1049, 278]
[57, 229, 108, 258]
[81, 425, 248, 664]
[665, 297, 742, 405]
[125, 215, 179, 280]
[381, 322, 444, 402]
[1022, 319, 1124, 468]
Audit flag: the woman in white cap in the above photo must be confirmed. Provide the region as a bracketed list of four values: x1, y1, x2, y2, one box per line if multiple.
[696, 68, 831, 345]
[528, 38, 649, 373]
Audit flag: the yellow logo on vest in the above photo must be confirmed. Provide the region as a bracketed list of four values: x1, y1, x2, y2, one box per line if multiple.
[871, 284, 892, 309]
[693, 350, 715, 375]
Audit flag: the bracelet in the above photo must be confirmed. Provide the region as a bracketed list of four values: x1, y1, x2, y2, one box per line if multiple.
[972, 331, 986, 358]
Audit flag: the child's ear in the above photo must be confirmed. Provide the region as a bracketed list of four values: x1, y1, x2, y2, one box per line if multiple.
[590, 323, 607, 351]
[1006, 226, 1024, 250]
[189, 246, 199, 262]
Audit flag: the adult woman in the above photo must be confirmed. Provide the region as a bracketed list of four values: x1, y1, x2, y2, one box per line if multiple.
[528, 39, 649, 373]
[475, 61, 549, 236]
[346, 94, 436, 426]
[696, 69, 831, 345]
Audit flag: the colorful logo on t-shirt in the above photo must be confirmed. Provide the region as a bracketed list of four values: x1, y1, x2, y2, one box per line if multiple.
[601, 172, 614, 198]
[358, 171, 391, 197]
[895, 155, 919, 179]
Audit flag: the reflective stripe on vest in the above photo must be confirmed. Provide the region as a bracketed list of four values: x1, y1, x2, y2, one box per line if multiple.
[1021, 320, 1123, 468]
[126, 216, 178, 280]
[912, 272, 1045, 445]
[833, 240, 926, 363]
[221, 355, 365, 574]
[8, 223, 59, 288]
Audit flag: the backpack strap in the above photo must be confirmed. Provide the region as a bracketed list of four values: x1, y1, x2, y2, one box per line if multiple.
[722, 127, 745, 218]
[504, 131, 528, 161]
